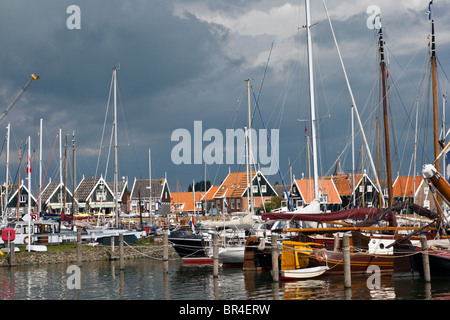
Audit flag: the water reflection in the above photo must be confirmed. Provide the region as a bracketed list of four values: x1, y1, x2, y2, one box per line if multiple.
[0, 259, 447, 300]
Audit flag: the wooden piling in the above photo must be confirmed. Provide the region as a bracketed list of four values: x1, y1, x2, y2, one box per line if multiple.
[213, 233, 219, 277]
[110, 236, 115, 260]
[343, 234, 351, 288]
[119, 233, 124, 270]
[420, 236, 431, 282]
[9, 242, 16, 267]
[77, 230, 82, 267]
[163, 232, 169, 273]
[271, 234, 279, 282]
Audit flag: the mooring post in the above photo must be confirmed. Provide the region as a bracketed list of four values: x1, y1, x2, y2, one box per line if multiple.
[420, 236, 431, 282]
[77, 230, 82, 267]
[163, 231, 169, 273]
[343, 234, 351, 288]
[119, 233, 124, 270]
[213, 232, 219, 277]
[271, 234, 279, 282]
[9, 242, 16, 267]
[110, 235, 115, 260]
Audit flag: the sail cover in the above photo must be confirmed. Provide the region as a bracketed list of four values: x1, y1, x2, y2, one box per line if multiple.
[262, 207, 381, 222]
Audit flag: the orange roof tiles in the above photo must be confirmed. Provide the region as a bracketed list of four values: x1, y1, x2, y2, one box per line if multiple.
[393, 176, 423, 198]
[294, 178, 341, 204]
[214, 171, 257, 198]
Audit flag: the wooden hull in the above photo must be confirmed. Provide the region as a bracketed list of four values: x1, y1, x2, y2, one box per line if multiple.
[410, 246, 450, 276]
[243, 237, 272, 271]
[308, 249, 394, 274]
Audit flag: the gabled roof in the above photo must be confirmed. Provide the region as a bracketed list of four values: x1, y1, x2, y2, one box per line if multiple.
[40, 181, 75, 204]
[8, 181, 37, 203]
[332, 174, 363, 196]
[393, 176, 424, 198]
[294, 178, 341, 204]
[74, 176, 114, 202]
[107, 180, 128, 199]
[171, 192, 196, 212]
[201, 185, 219, 201]
[130, 178, 169, 200]
[214, 171, 257, 198]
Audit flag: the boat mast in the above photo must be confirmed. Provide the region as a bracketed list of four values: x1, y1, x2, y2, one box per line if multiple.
[305, 0, 319, 200]
[246, 79, 254, 214]
[27, 135, 31, 252]
[378, 28, 393, 208]
[113, 66, 119, 228]
[322, 0, 385, 208]
[4, 123, 10, 220]
[39, 118, 42, 213]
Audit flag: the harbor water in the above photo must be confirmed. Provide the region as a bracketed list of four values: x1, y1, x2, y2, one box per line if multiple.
[0, 258, 449, 301]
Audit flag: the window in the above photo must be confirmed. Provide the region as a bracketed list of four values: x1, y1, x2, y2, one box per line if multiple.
[261, 185, 267, 193]
[19, 195, 27, 203]
[367, 185, 373, 192]
[359, 186, 364, 192]
[319, 194, 328, 204]
[423, 200, 430, 209]
[424, 186, 429, 195]
[96, 191, 106, 201]
[236, 199, 241, 209]
[231, 200, 235, 209]
[252, 185, 258, 193]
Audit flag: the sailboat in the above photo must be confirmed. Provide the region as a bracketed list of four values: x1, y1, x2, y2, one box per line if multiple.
[245, 1, 443, 277]
[411, 2, 450, 277]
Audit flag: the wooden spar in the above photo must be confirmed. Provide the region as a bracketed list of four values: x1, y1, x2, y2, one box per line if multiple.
[379, 29, 393, 208]
[423, 164, 450, 204]
[283, 226, 435, 233]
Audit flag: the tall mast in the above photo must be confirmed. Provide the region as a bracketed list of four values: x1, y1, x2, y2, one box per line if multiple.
[113, 67, 119, 228]
[322, 0, 385, 207]
[378, 28, 393, 208]
[4, 124, 10, 219]
[39, 118, 42, 213]
[27, 136, 31, 252]
[305, 0, 319, 200]
[246, 79, 254, 214]
[59, 127, 62, 214]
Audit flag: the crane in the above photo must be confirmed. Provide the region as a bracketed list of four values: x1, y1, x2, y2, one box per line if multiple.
[0, 74, 39, 124]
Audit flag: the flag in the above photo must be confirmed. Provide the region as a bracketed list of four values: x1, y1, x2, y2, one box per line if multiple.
[428, 1, 433, 20]
[26, 155, 32, 174]
[189, 214, 195, 232]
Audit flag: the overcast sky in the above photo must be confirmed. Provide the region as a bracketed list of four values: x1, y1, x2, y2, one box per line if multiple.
[0, 0, 449, 194]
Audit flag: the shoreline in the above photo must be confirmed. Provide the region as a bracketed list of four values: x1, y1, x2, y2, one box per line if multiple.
[0, 242, 180, 267]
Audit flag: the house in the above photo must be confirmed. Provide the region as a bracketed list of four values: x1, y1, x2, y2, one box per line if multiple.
[130, 178, 171, 216]
[170, 192, 203, 216]
[74, 176, 127, 214]
[6, 180, 37, 217]
[212, 171, 277, 214]
[40, 180, 77, 214]
[393, 175, 436, 212]
[290, 178, 341, 212]
[332, 172, 380, 209]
